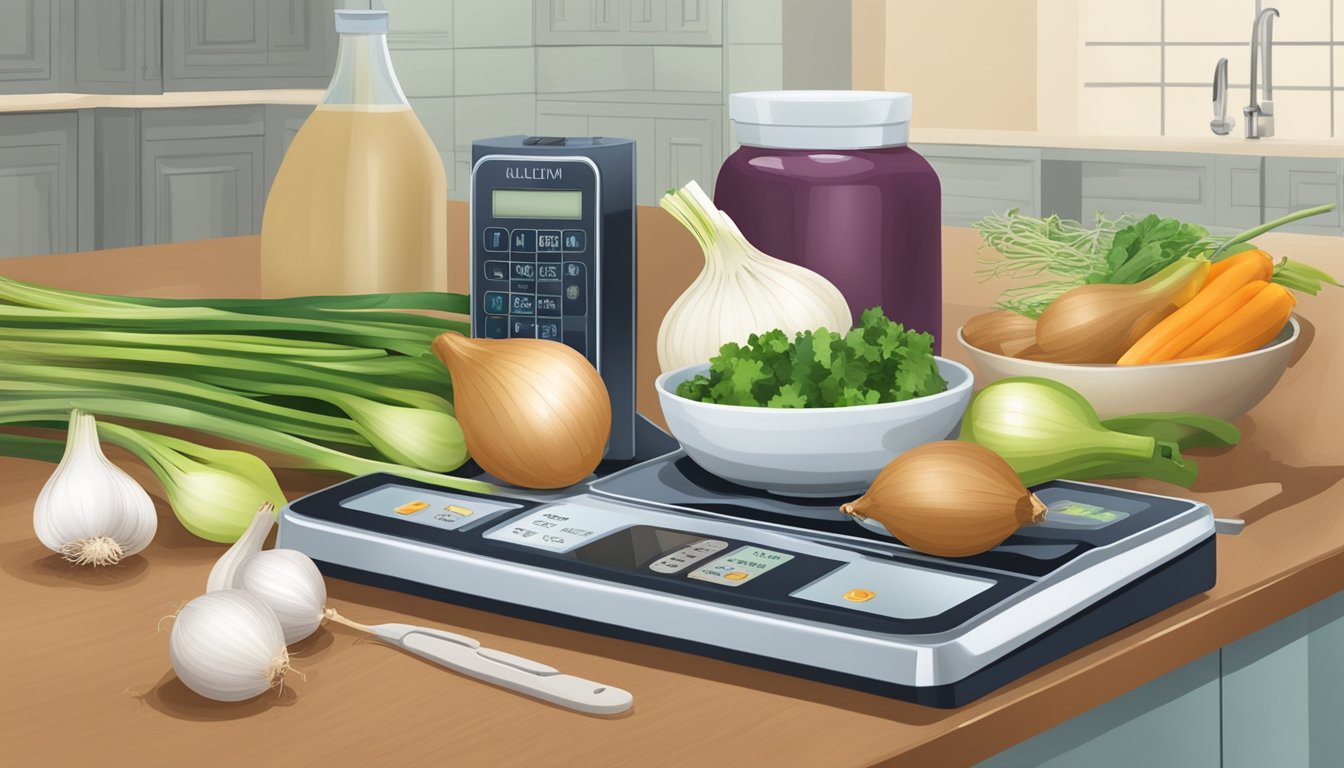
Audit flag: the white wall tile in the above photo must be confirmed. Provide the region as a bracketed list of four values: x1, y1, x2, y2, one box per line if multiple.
[536, 47, 655, 92]
[727, 44, 783, 93]
[453, 47, 535, 96]
[453, 94, 536, 148]
[408, 96, 454, 186]
[1334, 94, 1343, 138]
[1164, 0, 1256, 42]
[725, 0, 782, 44]
[378, 0, 453, 35]
[1269, 45, 1332, 87]
[1079, 86, 1161, 134]
[1336, 0, 1344, 41]
[454, 0, 533, 48]
[1080, 45, 1162, 83]
[1266, 0, 1332, 42]
[1165, 85, 1219, 136]
[1267, 90, 1333, 136]
[1165, 44, 1249, 85]
[391, 48, 454, 97]
[1334, 43, 1344, 87]
[1081, 0, 1161, 41]
[653, 47, 723, 92]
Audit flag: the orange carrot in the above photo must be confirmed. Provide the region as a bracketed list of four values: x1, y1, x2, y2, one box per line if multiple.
[1119, 280, 1268, 364]
[1175, 283, 1295, 360]
[1119, 251, 1274, 365]
[1206, 249, 1273, 284]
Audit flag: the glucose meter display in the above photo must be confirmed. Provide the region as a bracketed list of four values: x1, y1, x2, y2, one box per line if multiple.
[492, 189, 582, 219]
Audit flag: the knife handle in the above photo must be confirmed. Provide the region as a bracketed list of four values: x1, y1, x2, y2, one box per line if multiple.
[397, 630, 633, 715]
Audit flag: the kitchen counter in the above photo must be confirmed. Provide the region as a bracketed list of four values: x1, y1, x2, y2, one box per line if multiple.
[911, 127, 1344, 158]
[1, 213, 1341, 767]
[0, 90, 324, 113]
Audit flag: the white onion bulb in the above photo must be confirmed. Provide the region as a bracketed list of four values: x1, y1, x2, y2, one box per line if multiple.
[238, 549, 327, 645]
[170, 590, 289, 702]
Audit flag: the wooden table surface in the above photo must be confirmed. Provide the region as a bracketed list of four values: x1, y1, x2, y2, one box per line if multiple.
[1, 209, 1341, 768]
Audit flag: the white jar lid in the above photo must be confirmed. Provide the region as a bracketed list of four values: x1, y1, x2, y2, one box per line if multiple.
[729, 90, 913, 150]
[335, 9, 389, 34]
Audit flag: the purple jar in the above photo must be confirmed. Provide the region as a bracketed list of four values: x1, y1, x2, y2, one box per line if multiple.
[714, 91, 942, 349]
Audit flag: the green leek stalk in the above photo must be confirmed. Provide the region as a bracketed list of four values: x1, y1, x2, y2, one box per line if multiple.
[959, 378, 1198, 487]
[0, 396, 490, 494]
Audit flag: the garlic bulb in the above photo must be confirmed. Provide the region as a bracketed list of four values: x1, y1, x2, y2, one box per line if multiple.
[239, 549, 328, 645]
[657, 180, 852, 372]
[33, 410, 157, 566]
[170, 589, 290, 702]
[206, 502, 276, 593]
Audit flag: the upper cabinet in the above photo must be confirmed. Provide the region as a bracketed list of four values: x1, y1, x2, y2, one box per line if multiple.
[536, 0, 722, 45]
[162, 0, 338, 91]
[0, 0, 58, 93]
[61, 0, 161, 94]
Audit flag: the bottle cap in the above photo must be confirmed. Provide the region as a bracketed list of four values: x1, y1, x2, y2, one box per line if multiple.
[729, 91, 913, 150]
[334, 9, 389, 34]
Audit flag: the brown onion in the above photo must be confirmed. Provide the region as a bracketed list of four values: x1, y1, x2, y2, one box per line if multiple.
[431, 332, 611, 489]
[840, 441, 1046, 557]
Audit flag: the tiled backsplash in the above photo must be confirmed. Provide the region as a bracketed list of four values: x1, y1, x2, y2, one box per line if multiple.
[1079, 0, 1341, 138]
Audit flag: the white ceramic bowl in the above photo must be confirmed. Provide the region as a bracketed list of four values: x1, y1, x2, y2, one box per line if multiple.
[957, 316, 1300, 421]
[655, 358, 974, 497]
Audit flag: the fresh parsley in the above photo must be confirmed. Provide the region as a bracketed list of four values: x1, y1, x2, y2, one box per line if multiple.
[674, 307, 947, 408]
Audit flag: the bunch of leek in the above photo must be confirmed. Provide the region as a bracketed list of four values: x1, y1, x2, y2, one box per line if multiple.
[0, 275, 491, 542]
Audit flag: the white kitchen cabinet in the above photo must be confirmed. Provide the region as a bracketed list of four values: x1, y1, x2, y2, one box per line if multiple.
[0, 112, 78, 257]
[1077, 151, 1215, 226]
[912, 145, 1042, 227]
[162, 0, 338, 90]
[1264, 157, 1344, 236]
[139, 106, 265, 244]
[1214, 155, 1262, 232]
[60, 0, 161, 94]
[535, 0, 720, 45]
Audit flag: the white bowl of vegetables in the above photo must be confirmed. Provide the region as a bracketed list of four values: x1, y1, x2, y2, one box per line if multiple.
[655, 310, 974, 497]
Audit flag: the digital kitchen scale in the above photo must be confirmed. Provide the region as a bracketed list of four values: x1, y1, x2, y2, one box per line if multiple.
[277, 453, 1216, 708]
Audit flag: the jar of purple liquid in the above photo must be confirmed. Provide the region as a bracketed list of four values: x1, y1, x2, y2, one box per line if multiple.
[714, 91, 942, 350]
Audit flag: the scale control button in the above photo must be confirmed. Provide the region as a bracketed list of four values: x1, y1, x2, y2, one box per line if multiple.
[483, 227, 508, 252]
[536, 263, 561, 281]
[510, 229, 536, 253]
[483, 260, 508, 281]
[394, 501, 429, 515]
[537, 230, 563, 253]
[724, 572, 749, 581]
[562, 230, 586, 252]
[510, 318, 536, 338]
[484, 292, 508, 315]
[688, 546, 794, 587]
[844, 589, 877, 603]
[483, 315, 508, 339]
[445, 504, 473, 516]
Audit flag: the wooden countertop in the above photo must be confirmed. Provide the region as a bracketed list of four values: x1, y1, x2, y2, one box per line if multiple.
[0, 90, 324, 114]
[1, 212, 1341, 767]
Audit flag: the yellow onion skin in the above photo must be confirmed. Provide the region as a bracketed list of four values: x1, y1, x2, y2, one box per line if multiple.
[432, 332, 611, 489]
[840, 441, 1047, 558]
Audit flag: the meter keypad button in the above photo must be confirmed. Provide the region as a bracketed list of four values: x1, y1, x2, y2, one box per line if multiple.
[483, 227, 508, 252]
[483, 315, 508, 339]
[510, 262, 535, 280]
[536, 263, 560, 281]
[483, 260, 508, 282]
[537, 231, 563, 253]
[511, 280, 535, 294]
[510, 318, 536, 338]
[535, 295, 561, 316]
[537, 320, 560, 340]
[562, 230, 586, 252]
[510, 229, 535, 253]
[562, 262, 586, 315]
[484, 291, 508, 315]
[510, 294, 534, 315]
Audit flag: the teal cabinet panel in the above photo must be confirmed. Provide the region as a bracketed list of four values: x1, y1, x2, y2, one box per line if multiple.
[1264, 158, 1344, 236]
[1308, 591, 1344, 768]
[912, 145, 1041, 227]
[0, 111, 78, 257]
[975, 652, 1221, 768]
[0, 0, 58, 93]
[1223, 608, 1312, 768]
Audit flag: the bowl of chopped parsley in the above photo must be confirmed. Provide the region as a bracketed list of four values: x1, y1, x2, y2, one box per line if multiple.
[655, 307, 973, 496]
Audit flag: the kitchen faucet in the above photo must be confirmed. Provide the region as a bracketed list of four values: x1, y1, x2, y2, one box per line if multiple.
[1244, 7, 1279, 139]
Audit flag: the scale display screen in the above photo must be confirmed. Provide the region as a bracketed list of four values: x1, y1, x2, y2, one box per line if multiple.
[492, 188, 583, 219]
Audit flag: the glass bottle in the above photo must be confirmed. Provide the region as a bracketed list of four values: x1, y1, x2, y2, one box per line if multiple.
[260, 9, 447, 297]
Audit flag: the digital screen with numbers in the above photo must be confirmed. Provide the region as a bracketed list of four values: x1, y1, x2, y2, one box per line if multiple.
[492, 189, 583, 219]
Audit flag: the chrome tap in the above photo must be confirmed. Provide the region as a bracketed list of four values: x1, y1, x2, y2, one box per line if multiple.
[1244, 7, 1278, 139]
[1211, 58, 1234, 135]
